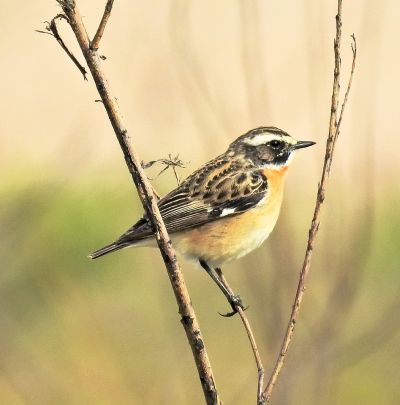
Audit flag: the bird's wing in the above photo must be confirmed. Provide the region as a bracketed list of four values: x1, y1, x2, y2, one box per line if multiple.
[116, 158, 268, 243]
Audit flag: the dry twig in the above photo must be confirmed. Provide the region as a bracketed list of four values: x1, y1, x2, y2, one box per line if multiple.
[49, 1, 221, 403]
[91, 0, 114, 50]
[262, 1, 357, 402]
[142, 153, 187, 186]
[214, 268, 265, 404]
[36, 14, 87, 80]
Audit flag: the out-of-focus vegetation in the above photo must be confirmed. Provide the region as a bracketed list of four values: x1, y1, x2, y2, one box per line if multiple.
[2, 1, 400, 404]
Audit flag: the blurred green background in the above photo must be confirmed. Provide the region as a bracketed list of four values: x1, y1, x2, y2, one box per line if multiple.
[1, 1, 399, 404]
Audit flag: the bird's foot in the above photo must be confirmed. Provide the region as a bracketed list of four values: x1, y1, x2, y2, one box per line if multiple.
[218, 294, 249, 317]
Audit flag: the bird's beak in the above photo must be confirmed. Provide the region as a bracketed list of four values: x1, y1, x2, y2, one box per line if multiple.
[292, 140, 316, 150]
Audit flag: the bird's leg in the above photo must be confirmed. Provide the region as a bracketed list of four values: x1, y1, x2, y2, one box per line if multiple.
[215, 267, 249, 317]
[199, 259, 246, 317]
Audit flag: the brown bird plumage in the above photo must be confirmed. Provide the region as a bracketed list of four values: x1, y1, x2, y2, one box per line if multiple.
[89, 126, 315, 268]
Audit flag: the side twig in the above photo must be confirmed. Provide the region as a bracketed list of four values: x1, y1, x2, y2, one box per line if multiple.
[142, 153, 187, 186]
[262, 0, 357, 402]
[36, 14, 87, 80]
[91, 0, 114, 50]
[52, 1, 221, 404]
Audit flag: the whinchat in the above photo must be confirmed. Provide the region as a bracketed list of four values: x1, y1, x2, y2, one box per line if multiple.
[89, 127, 315, 315]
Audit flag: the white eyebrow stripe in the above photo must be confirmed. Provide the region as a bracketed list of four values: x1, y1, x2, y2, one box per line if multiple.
[243, 133, 296, 146]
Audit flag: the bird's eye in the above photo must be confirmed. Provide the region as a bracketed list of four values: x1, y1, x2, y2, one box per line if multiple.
[269, 140, 283, 149]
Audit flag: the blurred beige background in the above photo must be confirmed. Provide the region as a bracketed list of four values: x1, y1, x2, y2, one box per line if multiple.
[1, 1, 399, 404]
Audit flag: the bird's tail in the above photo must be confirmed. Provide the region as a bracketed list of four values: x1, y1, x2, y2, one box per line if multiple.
[89, 219, 151, 260]
[88, 241, 129, 259]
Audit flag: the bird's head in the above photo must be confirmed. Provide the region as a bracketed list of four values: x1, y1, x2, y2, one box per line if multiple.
[228, 126, 315, 169]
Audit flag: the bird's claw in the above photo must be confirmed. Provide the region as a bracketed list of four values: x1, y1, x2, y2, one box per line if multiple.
[218, 294, 248, 317]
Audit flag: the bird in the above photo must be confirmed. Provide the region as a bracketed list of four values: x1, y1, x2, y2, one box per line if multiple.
[89, 127, 315, 316]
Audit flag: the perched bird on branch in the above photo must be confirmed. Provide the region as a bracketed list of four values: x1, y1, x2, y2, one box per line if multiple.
[89, 127, 315, 315]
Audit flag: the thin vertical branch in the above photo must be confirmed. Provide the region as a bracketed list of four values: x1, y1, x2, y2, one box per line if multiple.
[262, 0, 357, 402]
[214, 268, 265, 404]
[51, 1, 221, 404]
[239, 310, 265, 404]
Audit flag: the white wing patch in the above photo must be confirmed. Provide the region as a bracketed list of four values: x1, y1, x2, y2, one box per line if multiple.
[220, 207, 237, 217]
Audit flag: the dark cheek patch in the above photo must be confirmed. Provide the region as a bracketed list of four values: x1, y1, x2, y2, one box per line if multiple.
[257, 146, 274, 162]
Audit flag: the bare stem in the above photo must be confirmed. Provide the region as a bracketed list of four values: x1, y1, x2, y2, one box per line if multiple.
[53, 1, 220, 403]
[91, 0, 114, 50]
[262, 0, 357, 402]
[215, 268, 265, 405]
[239, 309, 265, 405]
[336, 34, 357, 142]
